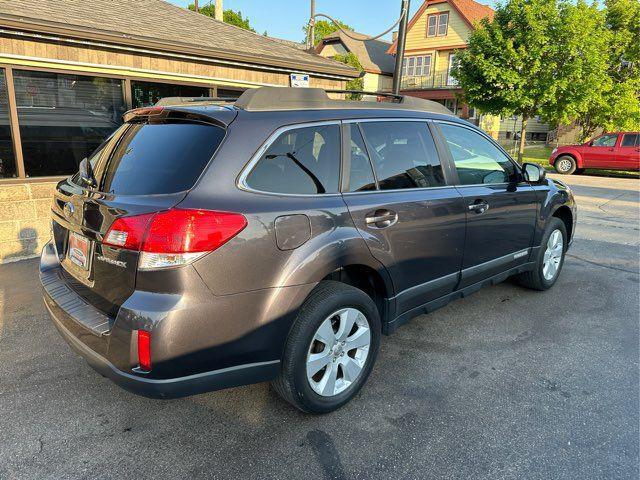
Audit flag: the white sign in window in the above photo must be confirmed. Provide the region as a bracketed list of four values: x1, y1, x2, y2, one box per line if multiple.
[290, 74, 310, 88]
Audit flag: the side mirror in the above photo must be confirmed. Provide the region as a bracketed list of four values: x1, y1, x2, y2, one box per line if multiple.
[522, 163, 546, 183]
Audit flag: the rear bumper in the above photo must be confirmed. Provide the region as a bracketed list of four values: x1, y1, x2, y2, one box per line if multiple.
[39, 241, 303, 398]
[45, 295, 277, 399]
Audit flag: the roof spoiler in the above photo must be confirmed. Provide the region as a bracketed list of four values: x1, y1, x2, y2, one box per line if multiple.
[155, 96, 237, 106]
[233, 87, 453, 115]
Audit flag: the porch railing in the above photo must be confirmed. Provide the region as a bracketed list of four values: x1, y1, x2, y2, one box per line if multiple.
[400, 73, 459, 90]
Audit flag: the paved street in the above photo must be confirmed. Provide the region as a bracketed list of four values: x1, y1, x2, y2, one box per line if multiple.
[0, 174, 638, 480]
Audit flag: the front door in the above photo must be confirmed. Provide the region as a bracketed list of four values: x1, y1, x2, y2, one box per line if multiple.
[583, 133, 619, 168]
[435, 122, 539, 288]
[341, 121, 466, 315]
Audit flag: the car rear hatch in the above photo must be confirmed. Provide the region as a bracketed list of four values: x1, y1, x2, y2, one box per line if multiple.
[50, 105, 235, 319]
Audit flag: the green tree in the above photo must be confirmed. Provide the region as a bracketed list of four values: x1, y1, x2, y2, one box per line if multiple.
[332, 52, 364, 99]
[188, 4, 256, 32]
[578, 0, 640, 139]
[303, 20, 354, 46]
[452, 0, 610, 161]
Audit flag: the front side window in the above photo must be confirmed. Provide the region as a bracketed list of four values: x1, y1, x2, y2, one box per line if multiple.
[245, 124, 340, 194]
[13, 70, 126, 177]
[621, 133, 638, 147]
[439, 123, 517, 185]
[592, 133, 618, 147]
[359, 121, 445, 190]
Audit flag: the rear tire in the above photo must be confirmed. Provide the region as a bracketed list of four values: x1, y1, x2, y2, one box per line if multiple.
[554, 155, 577, 175]
[272, 281, 381, 414]
[517, 217, 567, 291]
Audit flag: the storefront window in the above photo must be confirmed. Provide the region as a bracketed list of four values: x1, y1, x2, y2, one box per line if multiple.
[13, 70, 125, 177]
[131, 81, 210, 108]
[0, 69, 18, 178]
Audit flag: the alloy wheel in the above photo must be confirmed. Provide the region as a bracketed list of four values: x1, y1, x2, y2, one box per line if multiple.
[306, 308, 371, 397]
[557, 158, 573, 173]
[543, 229, 564, 280]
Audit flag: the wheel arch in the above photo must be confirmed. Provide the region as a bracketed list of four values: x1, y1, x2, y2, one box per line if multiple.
[551, 205, 574, 243]
[320, 264, 393, 328]
[556, 150, 583, 168]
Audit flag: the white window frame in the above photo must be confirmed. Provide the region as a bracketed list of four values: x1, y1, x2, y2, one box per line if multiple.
[402, 55, 432, 77]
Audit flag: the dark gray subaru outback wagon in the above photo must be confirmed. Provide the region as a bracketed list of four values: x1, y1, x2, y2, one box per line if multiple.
[41, 87, 576, 413]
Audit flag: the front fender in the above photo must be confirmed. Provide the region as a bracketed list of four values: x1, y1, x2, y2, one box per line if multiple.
[531, 178, 577, 247]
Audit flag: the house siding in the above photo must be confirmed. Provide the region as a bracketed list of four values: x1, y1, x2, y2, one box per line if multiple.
[405, 3, 471, 52]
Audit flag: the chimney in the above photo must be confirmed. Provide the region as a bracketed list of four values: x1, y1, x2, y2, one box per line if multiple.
[392, 31, 398, 43]
[215, 0, 223, 21]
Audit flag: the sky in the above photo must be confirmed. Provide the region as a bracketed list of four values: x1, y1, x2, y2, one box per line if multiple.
[166, 0, 497, 43]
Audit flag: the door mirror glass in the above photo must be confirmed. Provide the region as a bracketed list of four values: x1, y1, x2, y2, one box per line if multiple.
[522, 163, 546, 183]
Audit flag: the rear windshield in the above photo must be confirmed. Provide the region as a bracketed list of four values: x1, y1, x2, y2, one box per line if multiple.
[85, 122, 225, 195]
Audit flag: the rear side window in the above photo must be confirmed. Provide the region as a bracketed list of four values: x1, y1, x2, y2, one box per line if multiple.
[439, 123, 516, 185]
[95, 122, 225, 195]
[347, 125, 377, 192]
[621, 134, 638, 147]
[245, 124, 340, 194]
[359, 121, 445, 190]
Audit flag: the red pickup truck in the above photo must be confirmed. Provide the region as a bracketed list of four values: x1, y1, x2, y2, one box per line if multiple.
[550, 132, 640, 174]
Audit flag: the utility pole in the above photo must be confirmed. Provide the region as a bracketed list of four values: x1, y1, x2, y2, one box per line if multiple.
[215, 0, 223, 21]
[309, 0, 316, 50]
[392, 0, 410, 95]
[194, 0, 199, 13]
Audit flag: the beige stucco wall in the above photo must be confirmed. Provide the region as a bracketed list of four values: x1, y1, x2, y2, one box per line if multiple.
[0, 182, 56, 263]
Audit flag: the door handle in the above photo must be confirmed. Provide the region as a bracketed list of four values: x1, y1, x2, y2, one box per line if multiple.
[365, 209, 398, 228]
[468, 200, 489, 214]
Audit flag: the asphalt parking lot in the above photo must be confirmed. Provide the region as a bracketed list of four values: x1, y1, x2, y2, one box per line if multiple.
[1, 173, 638, 480]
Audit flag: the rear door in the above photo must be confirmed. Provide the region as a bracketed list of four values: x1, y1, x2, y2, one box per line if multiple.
[51, 112, 227, 316]
[617, 133, 640, 170]
[435, 121, 538, 288]
[341, 120, 466, 314]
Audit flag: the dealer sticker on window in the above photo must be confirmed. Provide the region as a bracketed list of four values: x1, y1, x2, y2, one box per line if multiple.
[68, 232, 90, 270]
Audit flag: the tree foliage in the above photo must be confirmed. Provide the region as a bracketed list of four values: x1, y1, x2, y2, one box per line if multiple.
[188, 4, 256, 32]
[578, 0, 640, 138]
[303, 20, 355, 46]
[332, 52, 364, 99]
[451, 0, 611, 159]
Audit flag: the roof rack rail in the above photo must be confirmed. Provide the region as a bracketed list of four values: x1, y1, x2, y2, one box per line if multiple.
[155, 96, 237, 106]
[233, 87, 453, 115]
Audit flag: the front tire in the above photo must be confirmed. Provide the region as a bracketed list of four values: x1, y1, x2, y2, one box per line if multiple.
[272, 281, 381, 414]
[517, 217, 567, 291]
[554, 155, 577, 175]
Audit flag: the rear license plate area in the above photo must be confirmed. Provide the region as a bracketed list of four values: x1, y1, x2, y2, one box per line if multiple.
[67, 232, 91, 270]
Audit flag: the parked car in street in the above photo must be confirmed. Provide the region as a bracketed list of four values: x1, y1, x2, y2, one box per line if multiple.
[550, 132, 640, 174]
[40, 87, 577, 413]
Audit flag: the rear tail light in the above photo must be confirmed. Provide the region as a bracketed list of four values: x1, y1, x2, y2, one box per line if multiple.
[137, 330, 152, 372]
[103, 208, 247, 270]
